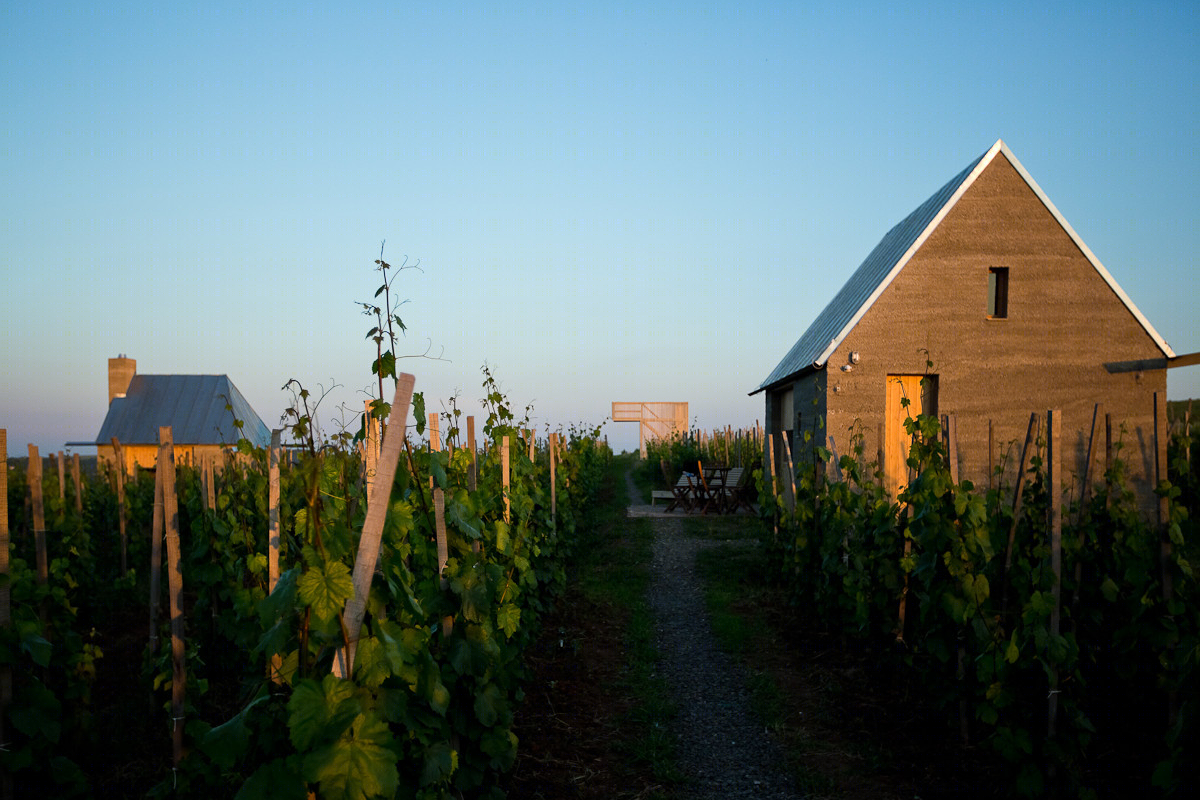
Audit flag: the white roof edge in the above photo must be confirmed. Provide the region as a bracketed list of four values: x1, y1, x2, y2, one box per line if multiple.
[997, 141, 1175, 359]
[813, 139, 1006, 367]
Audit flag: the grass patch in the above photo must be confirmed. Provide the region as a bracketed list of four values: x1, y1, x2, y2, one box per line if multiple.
[576, 454, 681, 791]
[693, 533, 843, 796]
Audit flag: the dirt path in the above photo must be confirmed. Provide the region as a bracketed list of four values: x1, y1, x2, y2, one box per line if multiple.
[630, 472, 798, 799]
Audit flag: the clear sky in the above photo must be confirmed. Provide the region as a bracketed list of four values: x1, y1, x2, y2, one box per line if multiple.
[2, 1, 1197, 456]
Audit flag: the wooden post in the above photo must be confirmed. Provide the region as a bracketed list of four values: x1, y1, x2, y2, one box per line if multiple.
[1071, 405, 1104, 610]
[1046, 410, 1062, 741]
[467, 416, 477, 493]
[364, 400, 380, 506]
[56, 451, 66, 501]
[158, 427, 186, 768]
[149, 442, 165, 654]
[526, 428, 535, 461]
[429, 413, 440, 453]
[205, 455, 216, 512]
[112, 437, 128, 574]
[779, 434, 796, 514]
[1004, 413, 1039, 575]
[0, 430, 11, 800]
[71, 453, 82, 514]
[764, 433, 776, 497]
[1154, 392, 1172, 601]
[28, 446, 47, 586]
[333, 375, 415, 679]
[1077, 404, 1103, 522]
[502, 437, 511, 523]
[942, 413, 959, 483]
[988, 420, 995, 493]
[267, 430, 282, 683]
[549, 433, 558, 527]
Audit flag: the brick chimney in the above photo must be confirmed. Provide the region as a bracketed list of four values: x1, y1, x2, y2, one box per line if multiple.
[108, 355, 136, 405]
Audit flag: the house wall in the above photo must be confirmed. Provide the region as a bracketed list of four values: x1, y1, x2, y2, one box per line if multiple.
[98, 444, 235, 473]
[822, 154, 1166, 513]
[764, 371, 827, 476]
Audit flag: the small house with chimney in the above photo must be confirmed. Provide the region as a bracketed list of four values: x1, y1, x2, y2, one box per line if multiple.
[95, 356, 272, 471]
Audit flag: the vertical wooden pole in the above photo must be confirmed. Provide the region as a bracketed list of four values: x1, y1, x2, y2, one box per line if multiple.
[28, 445, 47, 586]
[549, 433, 558, 526]
[526, 429, 534, 461]
[71, 453, 82, 514]
[112, 437, 127, 574]
[1004, 413, 1039, 575]
[429, 424, 452, 637]
[988, 420, 995, 493]
[1154, 392, 1172, 601]
[333, 375, 415, 679]
[779, 434, 797, 514]
[158, 427, 185, 768]
[268, 430, 282, 683]
[467, 416, 477, 493]
[1071, 405, 1104, 610]
[205, 455, 216, 512]
[942, 413, 960, 483]
[149, 442, 165, 653]
[502, 437, 511, 524]
[364, 400, 380, 506]
[56, 451, 66, 501]
[1046, 410, 1062, 741]
[199, 455, 210, 513]
[0, 430, 11, 800]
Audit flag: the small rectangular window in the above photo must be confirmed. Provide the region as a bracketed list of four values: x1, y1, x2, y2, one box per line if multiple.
[988, 267, 1009, 318]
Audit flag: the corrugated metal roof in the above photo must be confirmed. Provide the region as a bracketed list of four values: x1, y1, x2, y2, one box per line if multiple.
[95, 374, 272, 447]
[753, 140, 1175, 394]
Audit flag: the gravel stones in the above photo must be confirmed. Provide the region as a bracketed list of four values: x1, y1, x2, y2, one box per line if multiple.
[646, 516, 798, 799]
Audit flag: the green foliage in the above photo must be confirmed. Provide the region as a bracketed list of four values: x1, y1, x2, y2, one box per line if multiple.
[757, 407, 1198, 796]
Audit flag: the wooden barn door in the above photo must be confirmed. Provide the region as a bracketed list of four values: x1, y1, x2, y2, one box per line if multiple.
[884, 375, 938, 498]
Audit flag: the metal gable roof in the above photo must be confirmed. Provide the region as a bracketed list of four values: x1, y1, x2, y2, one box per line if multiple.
[753, 140, 1175, 394]
[95, 374, 272, 447]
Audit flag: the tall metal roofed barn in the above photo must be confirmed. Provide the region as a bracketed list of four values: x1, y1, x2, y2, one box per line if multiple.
[754, 140, 1177, 513]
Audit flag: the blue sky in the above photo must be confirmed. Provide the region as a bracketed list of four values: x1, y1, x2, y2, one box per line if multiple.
[2, 1, 1197, 456]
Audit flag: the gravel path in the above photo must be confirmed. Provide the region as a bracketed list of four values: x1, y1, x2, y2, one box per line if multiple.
[631, 473, 799, 799]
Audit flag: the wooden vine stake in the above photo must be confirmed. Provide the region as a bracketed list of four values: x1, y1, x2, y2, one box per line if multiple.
[779, 434, 796, 514]
[71, 453, 82, 515]
[333, 374, 415, 680]
[1046, 409, 1062, 742]
[1154, 391, 1180, 729]
[1, 430, 11, 800]
[430, 422, 452, 637]
[502, 437, 511, 524]
[149, 442, 165, 655]
[158, 426, 186, 768]
[1003, 413, 1040, 588]
[56, 452, 66, 501]
[28, 446, 47, 586]
[1071, 404, 1104, 609]
[941, 413, 960, 483]
[467, 416, 478, 492]
[267, 429, 282, 683]
[549, 433, 558, 528]
[112, 438, 127, 574]
[363, 400, 380, 506]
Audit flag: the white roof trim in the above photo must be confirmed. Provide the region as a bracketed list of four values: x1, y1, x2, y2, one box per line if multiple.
[813, 139, 1173, 366]
[997, 141, 1175, 359]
